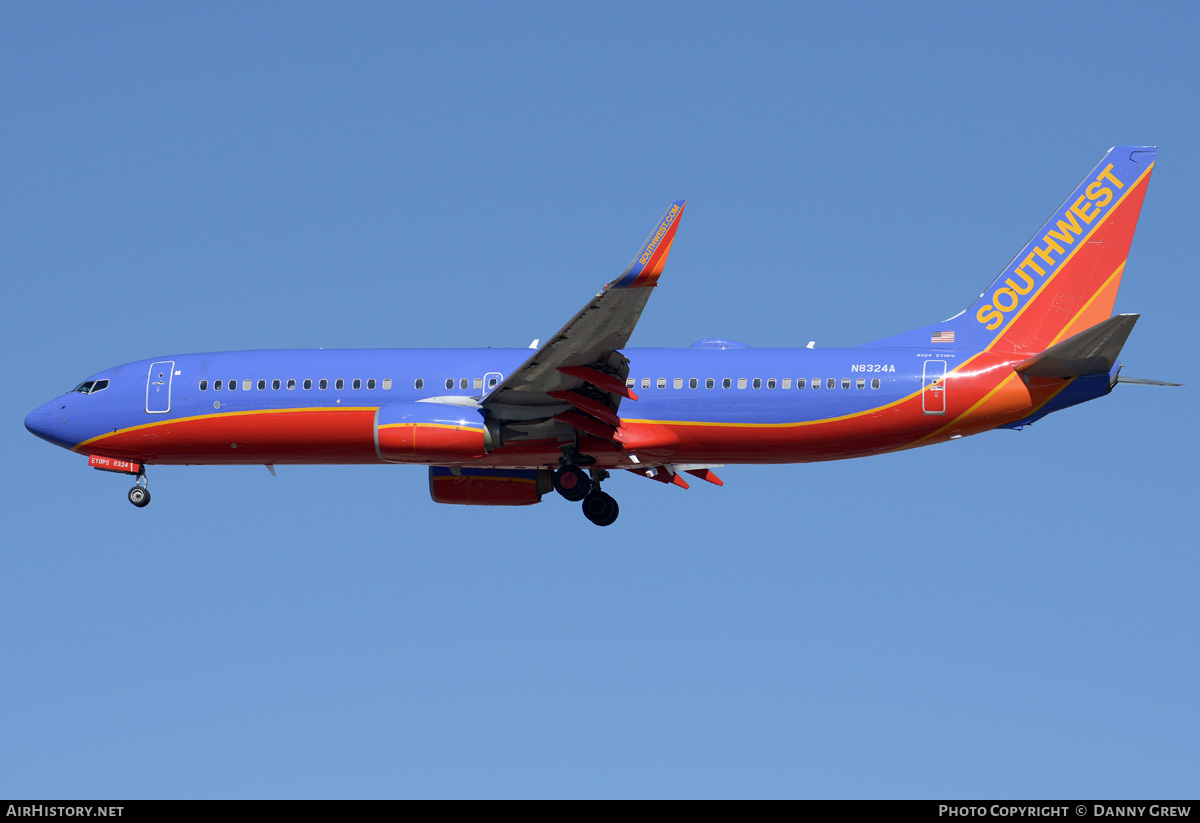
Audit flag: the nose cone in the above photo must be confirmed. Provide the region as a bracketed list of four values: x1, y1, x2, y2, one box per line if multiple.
[24, 401, 58, 444]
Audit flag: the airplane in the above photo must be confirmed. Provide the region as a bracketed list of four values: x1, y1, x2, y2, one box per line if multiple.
[24, 146, 1177, 526]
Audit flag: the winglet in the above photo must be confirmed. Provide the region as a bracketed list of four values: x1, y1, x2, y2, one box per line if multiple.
[609, 200, 686, 289]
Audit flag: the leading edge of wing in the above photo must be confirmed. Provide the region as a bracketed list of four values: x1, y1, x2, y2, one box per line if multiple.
[609, 200, 686, 289]
[483, 200, 686, 425]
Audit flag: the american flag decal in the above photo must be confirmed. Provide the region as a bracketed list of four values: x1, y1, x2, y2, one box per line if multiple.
[931, 331, 955, 344]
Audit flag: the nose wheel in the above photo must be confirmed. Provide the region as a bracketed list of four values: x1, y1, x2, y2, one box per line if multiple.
[127, 472, 150, 508]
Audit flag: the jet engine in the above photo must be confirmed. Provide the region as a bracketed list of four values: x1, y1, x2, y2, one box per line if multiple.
[428, 466, 553, 506]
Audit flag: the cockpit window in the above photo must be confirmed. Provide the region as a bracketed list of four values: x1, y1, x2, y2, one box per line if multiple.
[71, 380, 110, 394]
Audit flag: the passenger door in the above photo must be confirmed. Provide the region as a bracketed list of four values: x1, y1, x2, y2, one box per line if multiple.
[146, 361, 175, 413]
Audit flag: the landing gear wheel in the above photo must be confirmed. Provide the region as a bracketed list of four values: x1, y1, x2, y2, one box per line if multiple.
[128, 486, 151, 508]
[581, 490, 619, 526]
[554, 465, 591, 501]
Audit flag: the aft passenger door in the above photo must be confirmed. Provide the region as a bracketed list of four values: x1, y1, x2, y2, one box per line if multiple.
[922, 360, 946, 415]
[146, 360, 175, 414]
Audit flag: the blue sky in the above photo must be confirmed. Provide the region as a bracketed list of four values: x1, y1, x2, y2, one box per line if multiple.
[2, 1, 1196, 799]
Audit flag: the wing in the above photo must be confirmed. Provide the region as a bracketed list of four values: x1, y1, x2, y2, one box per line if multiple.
[482, 200, 685, 445]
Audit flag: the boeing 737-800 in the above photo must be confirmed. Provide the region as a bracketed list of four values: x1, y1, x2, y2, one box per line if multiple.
[24, 146, 1174, 526]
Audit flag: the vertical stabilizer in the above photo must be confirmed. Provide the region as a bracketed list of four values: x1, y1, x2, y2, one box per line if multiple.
[970, 146, 1155, 353]
[862, 147, 1155, 354]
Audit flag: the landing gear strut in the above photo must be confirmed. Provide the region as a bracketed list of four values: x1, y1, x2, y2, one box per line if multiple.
[128, 471, 150, 508]
[555, 453, 619, 525]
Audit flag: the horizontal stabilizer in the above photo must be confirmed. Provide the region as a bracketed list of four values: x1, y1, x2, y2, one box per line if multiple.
[1117, 376, 1182, 387]
[1014, 314, 1139, 378]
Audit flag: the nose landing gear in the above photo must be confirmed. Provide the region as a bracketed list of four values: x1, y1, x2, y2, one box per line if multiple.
[127, 471, 150, 508]
[87, 455, 152, 508]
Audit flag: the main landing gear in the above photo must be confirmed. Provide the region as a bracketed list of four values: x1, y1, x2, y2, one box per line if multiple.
[127, 471, 150, 508]
[554, 459, 619, 527]
[581, 487, 619, 527]
[553, 464, 590, 501]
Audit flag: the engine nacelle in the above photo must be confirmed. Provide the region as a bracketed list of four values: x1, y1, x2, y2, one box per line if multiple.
[375, 402, 488, 463]
[428, 467, 553, 506]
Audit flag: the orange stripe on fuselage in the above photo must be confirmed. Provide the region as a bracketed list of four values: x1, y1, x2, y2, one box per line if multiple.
[616, 352, 1039, 463]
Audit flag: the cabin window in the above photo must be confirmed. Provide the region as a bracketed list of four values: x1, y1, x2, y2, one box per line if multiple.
[258, 379, 266, 391]
[782, 378, 791, 389]
[445, 378, 453, 390]
[841, 378, 850, 389]
[214, 380, 223, 390]
[797, 378, 806, 389]
[319, 379, 328, 390]
[367, 379, 376, 390]
[737, 378, 747, 389]
[768, 378, 777, 390]
[722, 378, 732, 389]
[473, 378, 482, 390]
[626, 378, 635, 388]
[856, 378, 866, 389]
[705, 378, 715, 389]
[228, 379, 236, 391]
[303, 379, 312, 390]
[382, 378, 392, 390]
[460, 378, 468, 390]
[673, 378, 683, 389]
[335, 378, 344, 390]
[415, 378, 424, 390]
[488, 377, 498, 389]
[287, 379, 296, 390]
[689, 378, 698, 389]
[353, 379, 362, 390]
[871, 378, 881, 390]
[272, 379, 281, 390]
[239, 379, 248, 391]
[657, 378, 666, 389]
[200, 380, 208, 391]
[812, 379, 820, 389]
[827, 378, 836, 389]
[641, 378, 650, 389]
[752, 378, 762, 389]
